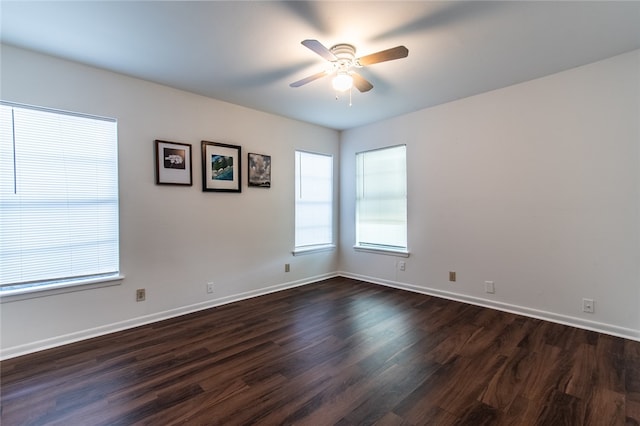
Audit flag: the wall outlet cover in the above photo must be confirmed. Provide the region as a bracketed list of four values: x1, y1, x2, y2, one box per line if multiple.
[485, 281, 495, 294]
[582, 298, 595, 313]
[136, 289, 146, 302]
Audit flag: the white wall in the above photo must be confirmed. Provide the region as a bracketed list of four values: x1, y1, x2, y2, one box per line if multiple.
[0, 45, 340, 358]
[2, 46, 638, 359]
[339, 50, 640, 340]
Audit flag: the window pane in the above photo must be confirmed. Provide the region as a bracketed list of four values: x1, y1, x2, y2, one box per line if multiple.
[295, 151, 333, 248]
[0, 103, 119, 288]
[356, 145, 407, 249]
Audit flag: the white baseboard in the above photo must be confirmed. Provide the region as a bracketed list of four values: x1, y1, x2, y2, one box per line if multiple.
[0, 273, 337, 360]
[3, 271, 637, 360]
[338, 271, 640, 342]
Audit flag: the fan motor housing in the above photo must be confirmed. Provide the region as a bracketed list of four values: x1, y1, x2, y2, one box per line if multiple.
[330, 44, 357, 70]
[330, 43, 356, 59]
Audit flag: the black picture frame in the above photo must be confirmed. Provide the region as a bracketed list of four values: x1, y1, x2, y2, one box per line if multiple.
[201, 141, 242, 192]
[155, 140, 192, 186]
[248, 153, 271, 188]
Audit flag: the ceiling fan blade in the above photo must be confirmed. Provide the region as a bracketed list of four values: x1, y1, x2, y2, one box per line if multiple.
[357, 46, 409, 66]
[352, 72, 373, 93]
[301, 39, 337, 62]
[289, 71, 328, 88]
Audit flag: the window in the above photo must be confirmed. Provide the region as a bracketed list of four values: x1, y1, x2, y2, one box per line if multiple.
[294, 150, 334, 254]
[355, 145, 408, 255]
[0, 102, 120, 296]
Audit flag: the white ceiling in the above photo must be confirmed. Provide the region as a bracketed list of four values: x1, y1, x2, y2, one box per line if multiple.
[2, 1, 640, 130]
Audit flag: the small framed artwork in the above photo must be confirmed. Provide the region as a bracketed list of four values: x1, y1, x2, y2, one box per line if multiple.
[248, 153, 271, 188]
[201, 141, 242, 192]
[155, 140, 192, 186]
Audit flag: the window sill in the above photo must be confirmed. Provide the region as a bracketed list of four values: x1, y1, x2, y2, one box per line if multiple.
[353, 245, 410, 257]
[292, 244, 336, 256]
[0, 274, 124, 303]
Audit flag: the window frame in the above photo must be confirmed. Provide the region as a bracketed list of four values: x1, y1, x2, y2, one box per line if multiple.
[354, 144, 409, 257]
[293, 150, 335, 256]
[0, 101, 123, 301]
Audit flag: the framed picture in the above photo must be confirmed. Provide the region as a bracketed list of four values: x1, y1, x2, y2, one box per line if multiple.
[248, 153, 271, 188]
[155, 140, 192, 186]
[201, 141, 241, 192]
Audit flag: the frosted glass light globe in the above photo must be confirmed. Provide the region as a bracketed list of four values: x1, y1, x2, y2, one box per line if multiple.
[332, 73, 353, 92]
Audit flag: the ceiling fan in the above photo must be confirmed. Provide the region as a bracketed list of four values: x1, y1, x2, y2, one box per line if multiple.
[290, 39, 409, 93]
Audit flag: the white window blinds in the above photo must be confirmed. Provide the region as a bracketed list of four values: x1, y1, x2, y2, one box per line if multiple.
[294, 151, 333, 250]
[356, 145, 407, 251]
[0, 102, 119, 290]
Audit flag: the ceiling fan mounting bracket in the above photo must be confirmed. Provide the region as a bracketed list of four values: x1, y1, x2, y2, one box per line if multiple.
[330, 43, 356, 59]
[329, 44, 359, 70]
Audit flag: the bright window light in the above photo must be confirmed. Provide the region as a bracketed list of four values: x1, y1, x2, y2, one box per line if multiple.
[295, 150, 333, 250]
[355, 145, 407, 251]
[0, 102, 120, 293]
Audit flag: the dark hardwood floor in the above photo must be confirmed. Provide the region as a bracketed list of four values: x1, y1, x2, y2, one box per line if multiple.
[1, 277, 639, 425]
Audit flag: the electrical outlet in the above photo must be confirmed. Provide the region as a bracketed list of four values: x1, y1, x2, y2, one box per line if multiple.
[398, 261, 406, 271]
[285, 263, 290, 272]
[449, 271, 456, 282]
[207, 282, 214, 294]
[485, 281, 495, 294]
[136, 288, 146, 302]
[582, 298, 595, 313]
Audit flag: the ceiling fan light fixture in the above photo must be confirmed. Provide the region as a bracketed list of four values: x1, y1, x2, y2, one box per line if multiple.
[332, 72, 353, 92]
[291, 39, 408, 95]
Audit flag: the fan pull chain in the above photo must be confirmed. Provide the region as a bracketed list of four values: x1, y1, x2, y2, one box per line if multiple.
[334, 88, 353, 107]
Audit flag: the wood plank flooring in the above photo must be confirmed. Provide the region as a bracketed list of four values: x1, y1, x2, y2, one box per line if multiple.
[1, 277, 639, 425]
